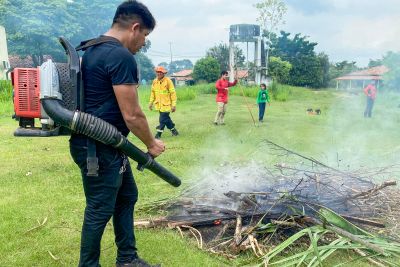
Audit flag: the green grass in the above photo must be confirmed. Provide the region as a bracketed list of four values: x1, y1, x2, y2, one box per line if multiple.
[1, 84, 399, 266]
[0, 80, 13, 103]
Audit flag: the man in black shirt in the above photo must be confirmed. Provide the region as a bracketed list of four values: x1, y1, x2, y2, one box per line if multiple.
[69, 1, 164, 266]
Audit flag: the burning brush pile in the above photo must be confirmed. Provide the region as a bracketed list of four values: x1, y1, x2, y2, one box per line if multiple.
[138, 140, 400, 266]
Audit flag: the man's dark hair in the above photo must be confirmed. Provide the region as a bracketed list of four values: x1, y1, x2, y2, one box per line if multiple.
[112, 0, 156, 30]
[220, 71, 228, 76]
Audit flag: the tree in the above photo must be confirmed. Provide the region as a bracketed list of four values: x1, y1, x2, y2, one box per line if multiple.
[1, 0, 119, 66]
[329, 60, 358, 80]
[158, 62, 169, 70]
[206, 43, 245, 72]
[318, 53, 330, 88]
[168, 59, 193, 74]
[383, 51, 400, 90]
[193, 57, 220, 83]
[289, 55, 325, 88]
[135, 53, 155, 82]
[67, 0, 119, 45]
[268, 56, 291, 83]
[1, 0, 81, 66]
[368, 58, 383, 68]
[140, 40, 152, 53]
[254, 0, 287, 75]
[269, 31, 330, 88]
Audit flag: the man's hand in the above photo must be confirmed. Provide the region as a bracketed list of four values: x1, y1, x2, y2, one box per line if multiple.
[147, 139, 165, 158]
[148, 103, 153, 111]
[171, 106, 176, 112]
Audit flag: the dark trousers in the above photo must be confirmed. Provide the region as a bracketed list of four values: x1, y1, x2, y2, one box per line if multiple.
[157, 112, 175, 132]
[258, 103, 266, 121]
[70, 136, 138, 267]
[364, 98, 374, 118]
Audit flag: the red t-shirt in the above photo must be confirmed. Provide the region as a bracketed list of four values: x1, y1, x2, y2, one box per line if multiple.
[215, 78, 237, 103]
[363, 84, 377, 100]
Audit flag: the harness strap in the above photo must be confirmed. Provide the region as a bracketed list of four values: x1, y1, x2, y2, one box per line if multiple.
[75, 36, 120, 51]
[85, 99, 118, 176]
[86, 139, 98, 176]
[77, 35, 120, 176]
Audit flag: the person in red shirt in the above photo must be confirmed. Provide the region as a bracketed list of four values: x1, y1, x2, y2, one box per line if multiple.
[363, 80, 377, 118]
[213, 71, 237, 125]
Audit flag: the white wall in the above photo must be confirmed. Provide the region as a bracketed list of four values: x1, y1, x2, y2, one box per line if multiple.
[0, 26, 10, 80]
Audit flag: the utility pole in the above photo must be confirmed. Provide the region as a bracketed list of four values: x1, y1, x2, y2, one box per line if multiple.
[169, 42, 173, 65]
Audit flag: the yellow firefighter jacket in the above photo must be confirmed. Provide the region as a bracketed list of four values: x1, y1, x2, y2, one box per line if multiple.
[149, 77, 177, 112]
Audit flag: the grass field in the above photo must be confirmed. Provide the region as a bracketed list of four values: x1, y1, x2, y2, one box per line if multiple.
[0, 83, 399, 266]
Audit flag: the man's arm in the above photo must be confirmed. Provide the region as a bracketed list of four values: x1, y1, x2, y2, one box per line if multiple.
[149, 82, 155, 110]
[114, 84, 164, 157]
[228, 80, 238, 87]
[363, 85, 371, 96]
[168, 78, 177, 112]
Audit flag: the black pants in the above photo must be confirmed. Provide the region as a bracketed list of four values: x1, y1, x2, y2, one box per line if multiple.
[157, 112, 175, 132]
[70, 135, 138, 267]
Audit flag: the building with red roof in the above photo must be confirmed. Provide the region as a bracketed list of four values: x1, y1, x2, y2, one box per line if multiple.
[170, 69, 194, 86]
[335, 65, 389, 90]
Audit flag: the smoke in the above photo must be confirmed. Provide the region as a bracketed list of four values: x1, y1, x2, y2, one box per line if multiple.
[187, 161, 270, 198]
[322, 90, 400, 170]
[183, 88, 400, 201]
[181, 127, 275, 210]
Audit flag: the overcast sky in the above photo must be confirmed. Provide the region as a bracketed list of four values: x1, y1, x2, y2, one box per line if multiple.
[143, 0, 400, 67]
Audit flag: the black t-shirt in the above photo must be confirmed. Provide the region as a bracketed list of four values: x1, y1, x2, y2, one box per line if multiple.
[82, 37, 138, 136]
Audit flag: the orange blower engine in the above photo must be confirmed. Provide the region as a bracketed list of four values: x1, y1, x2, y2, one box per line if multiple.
[12, 60, 76, 136]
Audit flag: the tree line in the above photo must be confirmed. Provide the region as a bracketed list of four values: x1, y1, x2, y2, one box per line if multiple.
[1, 0, 399, 89]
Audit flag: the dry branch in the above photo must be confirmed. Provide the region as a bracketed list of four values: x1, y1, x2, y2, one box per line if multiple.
[181, 225, 203, 249]
[351, 180, 397, 199]
[234, 215, 242, 246]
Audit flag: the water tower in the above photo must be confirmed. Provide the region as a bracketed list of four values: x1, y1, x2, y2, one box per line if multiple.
[229, 24, 266, 85]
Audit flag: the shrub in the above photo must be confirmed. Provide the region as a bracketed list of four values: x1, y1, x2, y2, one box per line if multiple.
[230, 84, 258, 98]
[270, 82, 292, 102]
[190, 83, 215, 94]
[176, 88, 197, 101]
[193, 57, 220, 83]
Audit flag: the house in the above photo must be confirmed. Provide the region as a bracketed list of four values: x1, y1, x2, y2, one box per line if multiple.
[170, 69, 194, 86]
[335, 65, 389, 90]
[0, 26, 10, 80]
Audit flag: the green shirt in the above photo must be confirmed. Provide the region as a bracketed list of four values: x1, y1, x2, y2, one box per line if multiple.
[257, 89, 270, 104]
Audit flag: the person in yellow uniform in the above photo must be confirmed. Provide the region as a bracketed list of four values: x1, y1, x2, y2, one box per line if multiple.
[149, 66, 179, 139]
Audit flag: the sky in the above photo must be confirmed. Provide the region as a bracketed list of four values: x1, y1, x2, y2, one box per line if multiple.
[144, 0, 400, 67]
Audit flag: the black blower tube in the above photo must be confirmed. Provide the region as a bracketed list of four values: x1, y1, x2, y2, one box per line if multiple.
[41, 98, 181, 187]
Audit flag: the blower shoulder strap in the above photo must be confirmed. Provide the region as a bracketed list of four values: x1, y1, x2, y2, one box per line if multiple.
[75, 35, 121, 51]
[75, 35, 120, 177]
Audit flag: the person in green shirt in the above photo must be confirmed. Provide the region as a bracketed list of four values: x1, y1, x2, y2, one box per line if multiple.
[257, 83, 270, 122]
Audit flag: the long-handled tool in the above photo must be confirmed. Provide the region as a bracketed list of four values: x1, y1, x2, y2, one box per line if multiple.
[234, 68, 257, 126]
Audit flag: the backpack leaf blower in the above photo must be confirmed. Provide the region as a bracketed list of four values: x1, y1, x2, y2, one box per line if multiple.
[12, 37, 181, 187]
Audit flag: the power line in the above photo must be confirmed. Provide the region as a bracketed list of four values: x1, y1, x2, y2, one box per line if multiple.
[147, 49, 206, 57]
